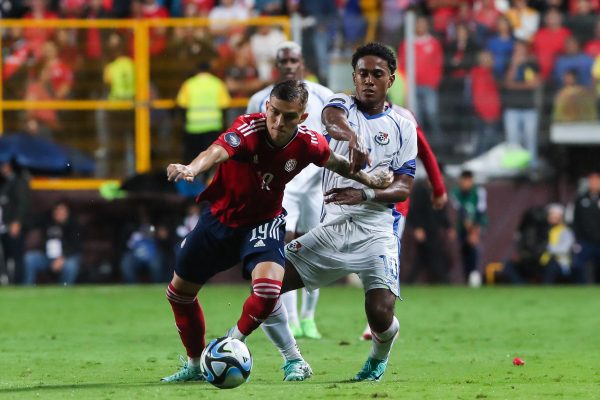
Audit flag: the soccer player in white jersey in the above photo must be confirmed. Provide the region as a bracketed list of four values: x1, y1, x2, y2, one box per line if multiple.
[247, 41, 333, 340]
[261, 42, 417, 381]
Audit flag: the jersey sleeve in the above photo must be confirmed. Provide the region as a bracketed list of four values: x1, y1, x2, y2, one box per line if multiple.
[392, 120, 418, 178]
[176, 81, 189, 108]
[213, 115, 250, 158]
[308, 131, 331, 167]
[416, 125, 446, 197]
[323, 92, 352, 116]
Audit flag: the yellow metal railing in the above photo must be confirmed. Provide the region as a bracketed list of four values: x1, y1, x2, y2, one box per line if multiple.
[0, 17, 290, 189]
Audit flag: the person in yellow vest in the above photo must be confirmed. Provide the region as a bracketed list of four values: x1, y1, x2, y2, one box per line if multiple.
[101, 35, 136, 176]
[176, 62, 231, 174]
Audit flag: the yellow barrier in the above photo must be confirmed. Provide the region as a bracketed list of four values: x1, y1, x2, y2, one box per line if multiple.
[0, 17, 290, 188]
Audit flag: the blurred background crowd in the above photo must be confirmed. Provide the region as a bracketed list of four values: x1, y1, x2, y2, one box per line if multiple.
[0, 0, 599, 286]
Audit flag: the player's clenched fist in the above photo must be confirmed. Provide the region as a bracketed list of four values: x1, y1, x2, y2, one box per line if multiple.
[167, 163, 196, 182]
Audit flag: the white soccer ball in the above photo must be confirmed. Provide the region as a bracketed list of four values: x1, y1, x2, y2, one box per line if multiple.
[200, 337, 252, 389]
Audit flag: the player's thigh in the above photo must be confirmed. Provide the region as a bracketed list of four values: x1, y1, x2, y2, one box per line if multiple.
[240, 213, 287, 279]
[174, 209, 241, 285]
[284, 224, 349, 291]
[354, 230, 401, 298]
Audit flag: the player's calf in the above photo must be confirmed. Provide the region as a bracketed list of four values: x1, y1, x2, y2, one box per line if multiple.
[231, 278, 282, 340]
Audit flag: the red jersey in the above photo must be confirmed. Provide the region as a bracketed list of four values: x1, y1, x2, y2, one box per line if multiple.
[198, 113, 331, 228]
[392, 105, 446, 217]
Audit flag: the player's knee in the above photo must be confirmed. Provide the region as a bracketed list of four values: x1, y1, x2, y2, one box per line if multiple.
[249, 278, 283, 320]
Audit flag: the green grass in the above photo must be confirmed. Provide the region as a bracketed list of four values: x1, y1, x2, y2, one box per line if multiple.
[1, 285, 599, 399]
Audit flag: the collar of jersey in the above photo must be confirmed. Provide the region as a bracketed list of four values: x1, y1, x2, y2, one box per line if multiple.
[360, 106, 391, 120]
[263, 127, 299, 149]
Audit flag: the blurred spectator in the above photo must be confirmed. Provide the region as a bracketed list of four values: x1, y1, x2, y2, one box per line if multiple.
[567, 0, 600, 13]
[104, 37, 135, 101]
[39, 41, 74, 100]
[24, 65, 60, 135]
[250, 25, 286, 82]
[132, 0, 169, 57]
[538, 204, 575, 283]
[594, 54, 600, 111]
[553, 69, 598, 122]
[209, 0, 250, 40]
[442, 23, 479, 139]
[502, 206, 548, 284]
[292, 0, 337, 83]
[554, 36, 594, 87]
[469, 50, 501, 155]
[572, 171, 600, 283]
[532, 8, 571, 80]
[504, 0, 540, 41]
[406, 179, 452, 284]
[0, 161, 31, 284]
[565, 0, 597, 45]
[451, 170, 488, 285]
[485, 15, 515, 80]
[59, 0, 86, 17]
[253, 0, 286, 15]
[120, 216, 165, 284]
[24, 201, 81, 285]
[473, 0, 502, 41]
[23, 0, 59, 60]
[379, 0, 410, 48]
[176, 202, 202, 239]
[225, 37, 265, 97]
[175, 61, 231, 177]
[503, 40, 541, 169]
[584, 20, 600, 58]
[399, 16, 444, 142]
[0, 0, 28, 18]
[82, 0, 111, 61]
[339, 0, 368, 53]
[182, 0, 215, 17]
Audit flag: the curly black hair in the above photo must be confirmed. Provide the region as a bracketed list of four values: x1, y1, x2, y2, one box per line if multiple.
[351, 42, 397, 74]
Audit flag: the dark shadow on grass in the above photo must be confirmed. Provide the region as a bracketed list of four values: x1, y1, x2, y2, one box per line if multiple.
[0, 381, 207, 394]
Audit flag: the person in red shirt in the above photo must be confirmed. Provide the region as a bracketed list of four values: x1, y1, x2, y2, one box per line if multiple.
[532, 9, 571, 80]
[40, 41, 74, 100]
[398, 16, 444, 141]
[584, 20, 600, 58]
[470, 50, 501, 155]
[23, 0, 59, 60]
[160, 80, 386, 382]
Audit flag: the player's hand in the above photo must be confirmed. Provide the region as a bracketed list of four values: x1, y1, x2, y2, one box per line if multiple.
[324, 188, 364, 206]
[366, 169, 394, 189]
[167, 163, 196, 182]
[348, 134, 371, 174]
[431, 193, 448, 209]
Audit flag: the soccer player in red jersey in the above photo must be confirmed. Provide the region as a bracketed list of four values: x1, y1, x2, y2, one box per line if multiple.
[160, 80, 388, 382]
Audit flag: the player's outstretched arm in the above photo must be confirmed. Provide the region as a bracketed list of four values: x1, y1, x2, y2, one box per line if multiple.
[325, 151, 393, 189]
[166, 144, 229, 182]
[324, 174, 414, 206]
[322, 106, 370, 174]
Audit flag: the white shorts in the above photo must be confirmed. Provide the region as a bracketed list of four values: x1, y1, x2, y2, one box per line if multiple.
[285, 217, 402, 297]
[282, 167, 323, 234]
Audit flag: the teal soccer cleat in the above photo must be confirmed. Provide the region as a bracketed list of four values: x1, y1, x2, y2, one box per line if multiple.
[352, 357, 388, 382]
[282, 359, 313, 381]
[160, 356, 205, 382]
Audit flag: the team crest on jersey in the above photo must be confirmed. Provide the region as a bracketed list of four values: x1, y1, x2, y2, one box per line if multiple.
[286, 241, 302, 253]
[375, 132, 390, 145]
[284, 159, 297, 172]
[224, 132, 241, 147]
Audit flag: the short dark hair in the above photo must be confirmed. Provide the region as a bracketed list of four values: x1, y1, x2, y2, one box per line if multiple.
[269, 80, 308, 108]
[352, 42, 397, 74]
[460, 170, 474, 179]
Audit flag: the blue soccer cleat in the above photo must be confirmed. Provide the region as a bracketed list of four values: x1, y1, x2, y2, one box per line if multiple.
[160, 356, 205, 382]
[352, 357, 388, 382]
[282, 359, 313, 381]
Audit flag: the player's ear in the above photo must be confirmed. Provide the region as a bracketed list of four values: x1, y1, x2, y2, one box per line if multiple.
[387, 72, 395, 89]
[265, 100, 270, 111]
[352, 71, 357, 86]
[299, 112, 309, 124]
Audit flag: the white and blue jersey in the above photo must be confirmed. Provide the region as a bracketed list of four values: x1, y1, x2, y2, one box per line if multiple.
[321, 93, 418, 233]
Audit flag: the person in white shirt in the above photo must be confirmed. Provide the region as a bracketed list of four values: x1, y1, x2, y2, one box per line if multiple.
[260, 43, 417, 382]
[247, 41, 333, 340]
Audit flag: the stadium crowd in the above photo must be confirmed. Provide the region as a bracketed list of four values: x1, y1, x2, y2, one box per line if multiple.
[1, 0, 600, 286]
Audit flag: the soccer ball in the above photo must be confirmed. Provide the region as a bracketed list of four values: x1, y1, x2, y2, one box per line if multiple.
[200, 337, 252, 389]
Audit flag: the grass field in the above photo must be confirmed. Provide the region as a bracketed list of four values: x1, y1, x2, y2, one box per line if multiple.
[1, 285, 599, 399]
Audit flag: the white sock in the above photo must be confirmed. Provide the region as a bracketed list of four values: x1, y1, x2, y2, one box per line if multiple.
[281, 290, 299, 325]
[370, 316, 400, 361]
[261, 299, 302, 361]
[229, 325, 247, 342]
[188, 357, 201, 368]
[300, 288, 319, 320]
